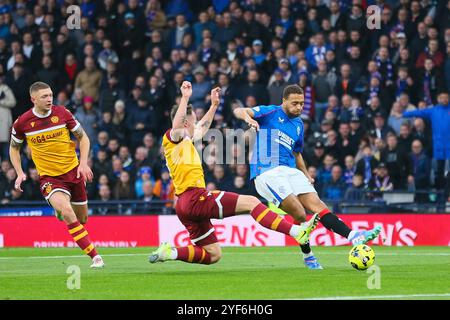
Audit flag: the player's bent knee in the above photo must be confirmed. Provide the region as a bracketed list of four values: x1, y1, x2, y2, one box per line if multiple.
[210, 252, 222, 264]
[205, 245, 222, 264]
[292, 210, 307, 222]
[78, 216, 88, 225]
[246, 195, 261, 208]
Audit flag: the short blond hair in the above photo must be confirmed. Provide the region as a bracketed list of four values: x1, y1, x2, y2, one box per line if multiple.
[29, 82, 50, 96]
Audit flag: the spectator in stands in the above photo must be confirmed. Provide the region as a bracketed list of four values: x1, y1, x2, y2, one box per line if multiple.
[404, 92, 450, 190]
[417, 58, 445, 105]
[381, 133, 412, 189]
[153, 167, 174, 208]
[0, 167, 16, 204]
[238, 69, 269, 105]
[410, 139, 431, 201]
[99, 75, 126, 113]
[305, 32, 330, 70]
[356, 145, 379, 187]
[398, 122, 414, 155]
[445, 40, 450, 92]
[0, 73, 16, 161]
[136, 180, 161, 214]
[113, 170, 135, 200]
[268, 68, 288, 105]
[74, 56, 102, 101]
[36, 55, 60, 93]
[344, 173, 367, 201]
[6, 62, 33, 120]
[322, 165, 347, 200]
[416, 39, 445, 69]
[305, 141, 325, 169]
[92, 131, 109, 159]
[317, 154, 336, 187]
[312, 59, 333, 123]
[369, 162, 394, 199]
[208, 165, 233, 191]
[343, 155, 356, 188]
[75, 95, 101, 143]
[191, 66, 211, 109]
[23, 167, 42, 201]
[135, 166, 154, 199]
[372, 112, 396, 140]
[388, 101, 406, 135]
[127, 94, 157, 149]
[94, 185, 114, 215]
[93, 150, 112, 182]
[334, 63, 355, 99]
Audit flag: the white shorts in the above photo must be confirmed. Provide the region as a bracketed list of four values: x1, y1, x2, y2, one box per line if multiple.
[254, 166, 317, 207]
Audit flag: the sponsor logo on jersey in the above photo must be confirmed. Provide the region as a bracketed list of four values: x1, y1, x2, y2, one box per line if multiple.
[30, 130, 64, 143]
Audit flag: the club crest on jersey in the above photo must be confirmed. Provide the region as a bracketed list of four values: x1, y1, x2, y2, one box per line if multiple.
[31, 122, 35, 128]
[51, 116, 59, 124]
[278, 117, 284, 123]
[42, 182, 53, 194]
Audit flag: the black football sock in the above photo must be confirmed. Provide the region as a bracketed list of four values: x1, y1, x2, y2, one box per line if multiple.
[318, 208, 352, 238]
[300, 242, 312, 255]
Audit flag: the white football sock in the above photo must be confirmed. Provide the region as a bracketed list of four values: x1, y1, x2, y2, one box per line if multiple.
[289, 224, 301, 238]
[170, 248, 178, 260]
[348, 230, 357, 240]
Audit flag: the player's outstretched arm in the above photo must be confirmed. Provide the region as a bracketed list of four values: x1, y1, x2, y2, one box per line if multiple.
[72, 125, 93, 183]
[9, 139, 26, 192]
[294, 151, 314, 185]
[233, 107, 259, 131]
[172, 81, 192, 141]
[193, 87, 221, 142]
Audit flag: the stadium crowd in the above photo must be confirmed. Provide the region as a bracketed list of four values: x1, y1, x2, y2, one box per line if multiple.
[0, 0, 449, 210]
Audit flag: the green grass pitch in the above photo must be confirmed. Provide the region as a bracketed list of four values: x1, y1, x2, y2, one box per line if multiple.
[1, 246, 449, 300]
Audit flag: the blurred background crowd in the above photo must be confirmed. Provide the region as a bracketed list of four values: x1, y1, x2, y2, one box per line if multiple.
[0, 0, 449, 211]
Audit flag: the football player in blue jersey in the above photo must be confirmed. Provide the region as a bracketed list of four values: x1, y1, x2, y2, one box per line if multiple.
[234, 84, 381, 269]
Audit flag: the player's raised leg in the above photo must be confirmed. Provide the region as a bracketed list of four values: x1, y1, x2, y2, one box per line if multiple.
[297, 192, 381, 245]
[48, 192, 104, 268]
[233, 194, 319, 245]
[279, 195, 323, 269]
[254, 167, 322, 268]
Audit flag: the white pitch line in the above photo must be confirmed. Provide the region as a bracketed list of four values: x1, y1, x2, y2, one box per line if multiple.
[301, 293, 450, 300]
[0, 251, 450, 260]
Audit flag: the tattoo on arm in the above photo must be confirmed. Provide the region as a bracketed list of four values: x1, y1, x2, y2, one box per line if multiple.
[202, 120, 211, 128]
[10, 139, 22, 149]
[72, 126, 85, 140]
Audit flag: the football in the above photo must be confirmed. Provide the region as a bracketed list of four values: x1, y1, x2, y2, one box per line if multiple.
[349, 244, 375, 270]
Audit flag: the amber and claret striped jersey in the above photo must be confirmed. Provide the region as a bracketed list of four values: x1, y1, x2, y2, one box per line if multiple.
[162, 129, 205, 195]
[11, 106, 80, 177]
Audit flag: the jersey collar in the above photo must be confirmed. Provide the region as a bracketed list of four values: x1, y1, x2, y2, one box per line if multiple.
[32, 107, 52, 118]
